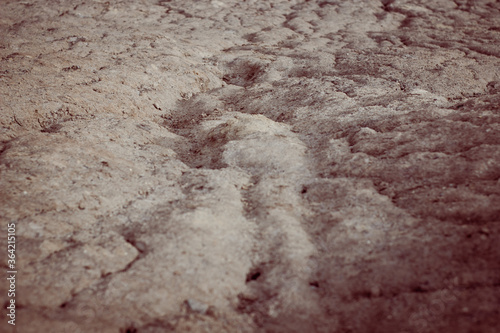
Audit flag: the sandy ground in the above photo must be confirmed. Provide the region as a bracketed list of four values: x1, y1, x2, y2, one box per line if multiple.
[1, 0, 499, 332]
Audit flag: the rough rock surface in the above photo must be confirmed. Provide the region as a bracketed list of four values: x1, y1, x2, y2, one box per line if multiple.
[1, 0, 499, 332]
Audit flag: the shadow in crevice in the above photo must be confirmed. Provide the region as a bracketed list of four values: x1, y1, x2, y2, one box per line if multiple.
[161, 92, 230, 170]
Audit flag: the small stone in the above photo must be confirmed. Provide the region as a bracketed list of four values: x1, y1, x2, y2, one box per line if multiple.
[480, 227, 490, 235]
[186, 299, 209, 314]
[134, 241, 147, 253]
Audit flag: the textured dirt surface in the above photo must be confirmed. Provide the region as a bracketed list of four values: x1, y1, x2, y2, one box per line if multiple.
[1, 0, 500, 332]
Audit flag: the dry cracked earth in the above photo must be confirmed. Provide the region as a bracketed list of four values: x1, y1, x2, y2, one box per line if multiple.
[1, 0, 500, 332]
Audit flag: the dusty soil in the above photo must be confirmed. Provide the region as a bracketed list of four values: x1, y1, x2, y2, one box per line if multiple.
[1, 0, 499, 332]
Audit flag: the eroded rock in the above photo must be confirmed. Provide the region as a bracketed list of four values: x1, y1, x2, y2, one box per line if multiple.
[1, 0, 499, 332]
